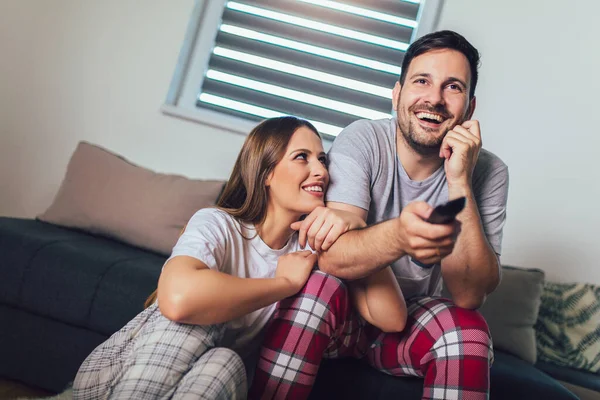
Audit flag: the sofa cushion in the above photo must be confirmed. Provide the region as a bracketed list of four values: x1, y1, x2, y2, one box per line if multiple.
[0, 217, 166, 335]
[311, 351, 578, 400]
[477, 266, 545, 364]
[536, 360, 600, 393]
[38, 141, 225, 255]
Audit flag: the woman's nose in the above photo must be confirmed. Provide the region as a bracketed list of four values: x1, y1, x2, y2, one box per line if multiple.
[312, 161, 327, 177]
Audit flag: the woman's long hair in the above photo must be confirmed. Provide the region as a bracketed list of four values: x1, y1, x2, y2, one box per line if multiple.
[145, 116, 319, 308]
[217, 116, 319, 226]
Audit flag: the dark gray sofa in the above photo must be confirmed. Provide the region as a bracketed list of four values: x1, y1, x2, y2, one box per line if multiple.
[0, 216, 583, 399]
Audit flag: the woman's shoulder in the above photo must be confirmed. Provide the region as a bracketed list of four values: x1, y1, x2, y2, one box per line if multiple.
[187, 207, 242, 233]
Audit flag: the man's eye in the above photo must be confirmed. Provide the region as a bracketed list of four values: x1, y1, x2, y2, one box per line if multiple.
[448, 84, 463, 91]
[415, 79, 427, 84]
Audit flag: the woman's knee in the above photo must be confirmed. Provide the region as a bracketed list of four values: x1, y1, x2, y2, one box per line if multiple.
[203, 347, 244, 369]
[200, 348, 247, 398]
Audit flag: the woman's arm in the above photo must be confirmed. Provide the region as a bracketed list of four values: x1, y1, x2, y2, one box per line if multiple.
[349, 267, 407, 333]
[158, 251, 316, 325]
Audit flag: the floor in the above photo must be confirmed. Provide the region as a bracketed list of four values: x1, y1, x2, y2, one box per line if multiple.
[0, 378, 52, 400]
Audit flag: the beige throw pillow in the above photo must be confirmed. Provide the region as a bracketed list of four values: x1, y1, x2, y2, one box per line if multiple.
[442, 266, 545, 364]
[39, 141, 225, 255]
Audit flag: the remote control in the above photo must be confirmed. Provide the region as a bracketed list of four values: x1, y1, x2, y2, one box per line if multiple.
[412, 197, 466, 268]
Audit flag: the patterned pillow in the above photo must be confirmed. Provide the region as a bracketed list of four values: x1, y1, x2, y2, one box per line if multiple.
[535, 282, 600, 373]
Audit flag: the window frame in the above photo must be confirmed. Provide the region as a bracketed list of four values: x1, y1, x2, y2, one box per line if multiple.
[161, 0, 445, 139]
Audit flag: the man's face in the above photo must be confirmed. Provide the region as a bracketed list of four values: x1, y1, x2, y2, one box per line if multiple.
[393, 49, 475, 156]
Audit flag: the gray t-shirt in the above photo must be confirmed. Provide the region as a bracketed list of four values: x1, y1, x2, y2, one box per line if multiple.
[326, 118, 509, 299]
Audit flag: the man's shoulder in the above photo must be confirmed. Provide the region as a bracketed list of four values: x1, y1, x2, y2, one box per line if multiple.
[476, 148, 508, 173]
[330, 118, 394, 157]
[335, 118, 393, 141]
[473, 148, 509, 189]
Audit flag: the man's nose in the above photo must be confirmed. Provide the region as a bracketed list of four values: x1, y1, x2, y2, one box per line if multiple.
[423, 87, 444, 105]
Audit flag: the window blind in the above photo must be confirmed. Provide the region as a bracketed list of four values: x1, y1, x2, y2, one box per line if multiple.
[196, 0, 422, 137]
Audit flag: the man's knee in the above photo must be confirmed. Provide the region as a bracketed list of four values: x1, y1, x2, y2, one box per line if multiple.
[412, 298, 492, 359]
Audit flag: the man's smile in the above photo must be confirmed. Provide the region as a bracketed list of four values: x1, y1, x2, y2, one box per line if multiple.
[413, 111, 448, 130]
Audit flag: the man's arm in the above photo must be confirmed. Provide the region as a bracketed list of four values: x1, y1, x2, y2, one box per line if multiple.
[316, 202, 457, 280]
[438, 120, 505, 309]
[440, 189, 500, 309]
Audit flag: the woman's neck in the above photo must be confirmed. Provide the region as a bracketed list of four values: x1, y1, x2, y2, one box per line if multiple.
[257, 208, 299, 250]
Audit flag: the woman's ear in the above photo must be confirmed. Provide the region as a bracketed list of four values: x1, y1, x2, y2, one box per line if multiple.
[265, 171, 274, 187]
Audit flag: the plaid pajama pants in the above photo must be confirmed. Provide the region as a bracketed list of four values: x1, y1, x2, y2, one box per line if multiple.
[249, 271, 493, 400]
[73, 303, 247, 400]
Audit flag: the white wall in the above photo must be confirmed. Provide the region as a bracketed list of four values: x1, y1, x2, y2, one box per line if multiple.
[0, 0, 245, 217]
[0, 0, 598, 284]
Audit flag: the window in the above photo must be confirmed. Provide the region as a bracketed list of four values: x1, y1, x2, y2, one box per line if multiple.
[163, 0, 444, 139]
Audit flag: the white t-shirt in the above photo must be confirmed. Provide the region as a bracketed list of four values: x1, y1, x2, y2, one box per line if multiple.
[168, 207, 305, 365]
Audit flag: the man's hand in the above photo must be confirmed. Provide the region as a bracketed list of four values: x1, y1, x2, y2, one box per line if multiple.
[440, 120, 482, 187]
[291, 206, 367, 252]
[398, 202, 460, 265]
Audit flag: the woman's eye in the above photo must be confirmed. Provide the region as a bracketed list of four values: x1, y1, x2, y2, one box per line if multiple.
[319, 157, 328, 166]
[295, 153, 308, 160]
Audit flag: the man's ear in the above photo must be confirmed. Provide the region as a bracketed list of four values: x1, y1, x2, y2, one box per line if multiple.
[392, 81, 402, 111]
[466, 96, 477, 120]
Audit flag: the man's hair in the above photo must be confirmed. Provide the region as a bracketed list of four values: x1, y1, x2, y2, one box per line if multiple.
[399, 30, 480, 99]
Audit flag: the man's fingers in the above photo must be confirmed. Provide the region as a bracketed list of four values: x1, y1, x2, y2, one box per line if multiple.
[439, 136, 453, 159]
[409, 233, 455, 250]
[405, 201, 434, 220]
[320, 224, 344, 252]
[306, 213, 327, 250]
[313, 224, 334, 252]
[297, 211, 319, 247]
[414, 243, 455, 264]
[460, 120, 481, 139]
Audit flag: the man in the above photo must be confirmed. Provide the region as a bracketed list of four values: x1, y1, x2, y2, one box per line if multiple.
[250, 30, 509, 399]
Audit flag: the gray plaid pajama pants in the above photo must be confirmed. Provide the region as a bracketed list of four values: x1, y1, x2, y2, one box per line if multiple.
[73, 303, 247, 399]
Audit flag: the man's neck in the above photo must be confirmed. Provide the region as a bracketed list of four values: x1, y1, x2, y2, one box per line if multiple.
[396, 130, 444, 182]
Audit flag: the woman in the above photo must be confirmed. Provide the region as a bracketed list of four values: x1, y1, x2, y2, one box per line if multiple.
[73, 116, 406, 399]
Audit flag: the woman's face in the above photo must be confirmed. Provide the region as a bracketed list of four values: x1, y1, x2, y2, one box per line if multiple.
[266, 126, 329, 217]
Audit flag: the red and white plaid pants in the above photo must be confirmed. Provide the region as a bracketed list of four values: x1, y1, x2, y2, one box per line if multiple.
[249, 271, 493, 400]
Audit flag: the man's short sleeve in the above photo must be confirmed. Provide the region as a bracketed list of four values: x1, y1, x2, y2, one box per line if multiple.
[473, 151, 510, 256]
[326, 120, 376, 211]
[168, 208, 228, 270]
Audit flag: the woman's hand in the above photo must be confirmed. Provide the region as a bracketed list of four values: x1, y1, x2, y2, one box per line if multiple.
[275, 250, 318, 294]
[290, 206, 367, 252]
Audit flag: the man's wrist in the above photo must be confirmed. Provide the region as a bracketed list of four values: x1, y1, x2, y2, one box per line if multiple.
[392, 217, 409, 258]
[447, 180, 472, 199]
